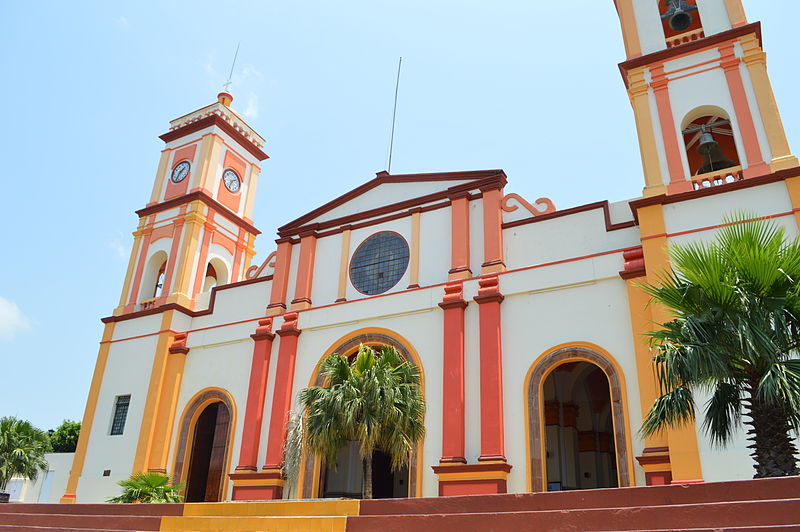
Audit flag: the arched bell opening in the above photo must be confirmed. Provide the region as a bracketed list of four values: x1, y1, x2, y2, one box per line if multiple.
[172, 389, 235, 502]
[298, 330, 424, 499]
[527, 346, 631, 492]
[140, 251, 168, 302]
[682, 113, 741, 176]
[659, 0, 702, 39]
[202, 257, 229, 293]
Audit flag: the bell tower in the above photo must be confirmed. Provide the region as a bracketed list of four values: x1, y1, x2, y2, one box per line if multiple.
[615, 0, 798, 196]
[115, 92, 268, 314]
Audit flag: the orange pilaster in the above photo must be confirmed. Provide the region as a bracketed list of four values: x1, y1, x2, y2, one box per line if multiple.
[449, 193, 472, 280]
[474, 275, 505, 462]
[291, 232, 318, 310]
[159, 218, 185, 295]
[480, 186, 505, 274]
[126, 228, 153, 309]
[235, 318, 275, 473]
[719, 43, 769, 178]
[267, 239, 293, 315]
[261, 312, 301, 499]
[191, 218, 215, 297]
[651, 65, 690, 194]
[439, 281, 467, 464]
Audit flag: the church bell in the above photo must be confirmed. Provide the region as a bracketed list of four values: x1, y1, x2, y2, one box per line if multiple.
[661, 0, 698, 32]
[696, 129, 736, 174]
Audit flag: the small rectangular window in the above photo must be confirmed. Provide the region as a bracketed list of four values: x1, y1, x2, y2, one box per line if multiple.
[110, 395, 130, 436]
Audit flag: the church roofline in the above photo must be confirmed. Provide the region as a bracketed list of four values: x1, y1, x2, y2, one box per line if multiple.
[277, 169, 507, 237]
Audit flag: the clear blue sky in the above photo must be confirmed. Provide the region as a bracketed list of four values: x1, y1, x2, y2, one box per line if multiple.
[1, 2, 799, 430]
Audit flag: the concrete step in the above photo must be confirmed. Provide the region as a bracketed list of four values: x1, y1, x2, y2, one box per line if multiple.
[0, 526, 134, 532]
[0, 503, 183, 516]
[161, 514, 348, 531]
[183, 499, 359, 517]
[345, 498, 800, 532]
[0, 513, 161, 531]
[359, 476, 800, 516]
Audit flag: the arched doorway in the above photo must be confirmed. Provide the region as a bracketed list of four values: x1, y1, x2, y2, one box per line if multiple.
[299, 329, 424, 499]
[542, 362, 618, 490]
[526, 346, 631, 492]
[172, 389, 235, 502]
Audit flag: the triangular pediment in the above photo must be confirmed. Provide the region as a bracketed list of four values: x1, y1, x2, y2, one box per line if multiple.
[277, 169, 507, 237]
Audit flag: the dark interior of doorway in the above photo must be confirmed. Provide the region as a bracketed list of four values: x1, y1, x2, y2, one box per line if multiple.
[322, 448, 409, 499]
[184, 402, 229, 502]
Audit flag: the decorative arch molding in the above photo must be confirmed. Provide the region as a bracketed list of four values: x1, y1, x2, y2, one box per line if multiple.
[171, 387, 237, 500]
[524, 344, 632, 492]
[298, 327, 425, 499]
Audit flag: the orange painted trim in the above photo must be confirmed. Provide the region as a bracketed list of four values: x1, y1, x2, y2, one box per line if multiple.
[212, 229, 237, 256]
[191, 221, 214, 298]
[449, 195, 472, 280]
[522, 341, 635, 493]
[290, 233, 317, 310]
[615, 0, 642, 59]
[60, 323, 116, 503]
[263, 313, 301, 471]
[230, 228, 246, 282]
[719, 43, 769, 178]
[160, 218, 185, 296]
[149, 224, 173, 243]
[439, 282, 467, 463]
[650, 65, 689, 191]
[267, 240, 293, 315]
[473, 275, 505, 461]
[337, 229, 352, 301]
[724, 0, 747, 27]
[131, 311, 176, 473]
[216, 150, 246, 213]
[236, 319, 276, 471]
[480, 187, 505, 274]
[409, 212, 421, 287]
[127, 229, 153, 306]
[146, 337, 189, 473]
[117, 229, 144, 309]
[164, 144, 198, 201]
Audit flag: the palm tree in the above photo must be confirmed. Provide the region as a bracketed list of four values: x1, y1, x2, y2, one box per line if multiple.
[107, 472, 183, 503]
[0, 417, 49, 496]
[299, 344, 425, 499]
[641, 215, 800, 477]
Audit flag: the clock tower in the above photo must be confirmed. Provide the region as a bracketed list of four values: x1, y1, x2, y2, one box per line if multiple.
[115, 92, 268, 315]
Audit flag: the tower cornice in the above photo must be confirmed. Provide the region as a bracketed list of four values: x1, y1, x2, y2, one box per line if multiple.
[159, 113, 268, 162]
[618, 22, 762, 88]
[135, 189, 261, 236]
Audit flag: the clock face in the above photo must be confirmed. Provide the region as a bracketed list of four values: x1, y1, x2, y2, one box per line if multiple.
[170, 161, 191, 183]
[222, 169, 241, 193]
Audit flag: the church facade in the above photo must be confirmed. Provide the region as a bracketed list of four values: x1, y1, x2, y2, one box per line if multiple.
[62, 0, 800, 503]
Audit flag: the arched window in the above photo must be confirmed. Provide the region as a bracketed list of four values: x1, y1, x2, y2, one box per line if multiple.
[682, 113, 741, 177]
[202, 258, 230, 292]
[140, 251, 168, 302]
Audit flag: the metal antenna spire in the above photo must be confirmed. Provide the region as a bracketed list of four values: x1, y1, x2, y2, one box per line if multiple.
[222, 42, 241, 93]
[387, 57, 403, 174]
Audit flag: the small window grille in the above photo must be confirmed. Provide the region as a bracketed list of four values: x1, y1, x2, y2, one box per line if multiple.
[110, 395, 131, 436]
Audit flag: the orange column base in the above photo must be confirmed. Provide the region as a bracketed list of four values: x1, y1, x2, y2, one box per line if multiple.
[59, 493, 77, 504]
[229, 470, 284, 501]
[432, 461, 512, 496]
[636, 447, 673, 486]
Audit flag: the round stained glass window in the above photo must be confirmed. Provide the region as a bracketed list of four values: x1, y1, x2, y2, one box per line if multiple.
[349, 232, 410, 295]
